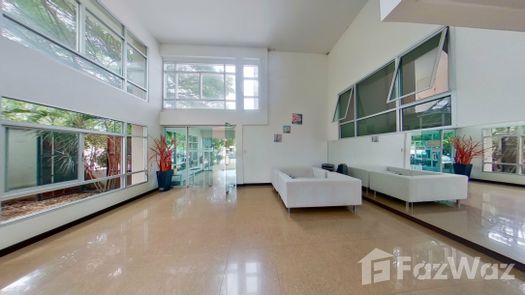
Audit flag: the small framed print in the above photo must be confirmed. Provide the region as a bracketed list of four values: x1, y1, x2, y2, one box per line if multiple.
[292, 113, 303, 125]
[283, 125, 291, 134]
[274, 134, 283, 143]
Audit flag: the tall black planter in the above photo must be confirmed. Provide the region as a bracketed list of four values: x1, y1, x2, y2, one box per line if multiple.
[156, 170, 174, 191]
[453, 164, 473, 179]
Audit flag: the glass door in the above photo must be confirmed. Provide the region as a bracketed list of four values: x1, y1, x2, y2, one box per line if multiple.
[164, 126, 236, 191]
[410, 129, 456, 173]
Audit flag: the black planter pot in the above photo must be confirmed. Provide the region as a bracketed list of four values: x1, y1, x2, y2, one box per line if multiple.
[453, 164, 473, 179]
[156, 170, 174, 192]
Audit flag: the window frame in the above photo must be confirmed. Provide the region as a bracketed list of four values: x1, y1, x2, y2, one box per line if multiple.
[336, 27, 452, 139]
[163, 58, 262, 111]
[1, 0, 149, 100]
[482, 126, 525, 176]
[386, 27, 449, 104]
[0, 97, 149, 223]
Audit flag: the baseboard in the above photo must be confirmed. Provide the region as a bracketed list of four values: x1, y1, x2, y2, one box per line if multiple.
[470, 178, 525, 188]
[0, 188, 157, 257]
[364, 196, 525, 272]
[237, 183, 272, 187]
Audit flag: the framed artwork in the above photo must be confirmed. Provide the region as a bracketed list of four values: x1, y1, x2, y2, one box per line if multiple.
[274, 134, 282, 143]
[283, 125, 291, 134]
[292, 113, 303, 125]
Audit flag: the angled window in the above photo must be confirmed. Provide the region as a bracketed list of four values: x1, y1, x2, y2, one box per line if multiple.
[356, 61, 396, 119]
[84, 11, 123, 75]
[388, 28, 449, 104]
[333, 87, 353, 122]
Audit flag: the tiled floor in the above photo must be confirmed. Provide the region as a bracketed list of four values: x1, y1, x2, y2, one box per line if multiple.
[367, 181, 525, 264]
[0, 185, 524, 294]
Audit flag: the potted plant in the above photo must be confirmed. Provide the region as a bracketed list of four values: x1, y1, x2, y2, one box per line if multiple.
[150, 136, 174, 191]
[451, 136, 484, 178]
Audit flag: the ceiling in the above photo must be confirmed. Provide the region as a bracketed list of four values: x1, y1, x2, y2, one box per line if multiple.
[120, 0, 368, 54]
[382, 0, 525, 32]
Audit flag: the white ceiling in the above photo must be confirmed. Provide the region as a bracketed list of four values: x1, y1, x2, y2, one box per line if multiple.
[381, 0, 525, 32]
[121, 0, 368, 54]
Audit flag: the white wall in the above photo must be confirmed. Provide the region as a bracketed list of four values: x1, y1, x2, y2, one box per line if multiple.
[0, 0, 163, 250]
[326, 0, 525, 186]
[242, 51, 328, 183]
[326, 0, 439, 167]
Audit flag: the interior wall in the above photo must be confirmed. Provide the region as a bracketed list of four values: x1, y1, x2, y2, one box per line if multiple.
[242, 51, 328, 183]
[326, 0, 525, 186]
[326, 0, 439, 166]
[0, 0, 163, 250]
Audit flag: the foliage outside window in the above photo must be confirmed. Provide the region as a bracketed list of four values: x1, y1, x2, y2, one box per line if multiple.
[1, 0, 148, 100]
[482, 126, 525, 175]
[336, 28, 451, 138]
[163, 62, 237, 110]
[0, 97, 149, 223]
[163, 62, 261, 110]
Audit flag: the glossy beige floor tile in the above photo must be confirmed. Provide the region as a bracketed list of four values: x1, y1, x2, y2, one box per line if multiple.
[0, 185, 524, 295]
[367, 181, 525, 264]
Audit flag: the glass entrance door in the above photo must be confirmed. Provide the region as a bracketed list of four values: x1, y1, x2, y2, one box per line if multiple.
[410, 129, 455, 173]
[164, 126, 236, 192]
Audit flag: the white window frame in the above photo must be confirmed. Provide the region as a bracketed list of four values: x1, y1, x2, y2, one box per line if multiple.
[0, 0, 149, 100]
[0, 97, 149, 223]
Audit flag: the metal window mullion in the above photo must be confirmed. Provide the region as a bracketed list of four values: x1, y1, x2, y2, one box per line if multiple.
[78, 133, 85, 181]
[1, 121, 124, 137]
[123, 30, 128, 93]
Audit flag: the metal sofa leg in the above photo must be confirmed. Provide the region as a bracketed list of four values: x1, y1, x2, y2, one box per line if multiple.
[352, 205, 357, 213]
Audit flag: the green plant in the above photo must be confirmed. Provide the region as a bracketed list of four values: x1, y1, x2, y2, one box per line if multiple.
[150, 136, 174, 172]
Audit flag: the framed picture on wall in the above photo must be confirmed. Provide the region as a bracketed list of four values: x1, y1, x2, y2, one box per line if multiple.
[274, 134, 282, 143]
[292, 113, 303, 125]
[283, 125, 291, 134]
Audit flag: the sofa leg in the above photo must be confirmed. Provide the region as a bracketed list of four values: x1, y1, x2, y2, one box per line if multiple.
[405, 202, 409, 210]
[288, 208, 291, 214]
[352, 205, 357, 213]
[456, 200, 461, 208]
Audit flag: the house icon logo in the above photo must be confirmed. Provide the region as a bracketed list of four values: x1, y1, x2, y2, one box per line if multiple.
[359, 248, 394, 285]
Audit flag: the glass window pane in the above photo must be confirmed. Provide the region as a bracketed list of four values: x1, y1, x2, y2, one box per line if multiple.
[1, 18, 123, 88]
[333, 88, 352, 122]
[127, 124, 147, 136]
[357, 111, 396, 136]
[176, 63, 224, 72]
[126, 137, 146, 173]
[244, 65, 258, 78]
[1, 97, 123, 133]
[164, 72, 176, 99]
[226, 65, 236, 74]
[176, 73, 200, 99]
[244, 80, 259, 97]
[402, 96, 451, 131]
[126, 30, 146, 55]
[127, 45, 146, 88]
[244, 98, 258, 110]
[340, 122, 355, 138]
[84, 134, 122, 179]
[3, 0, 78, 49]
[226, 74, 236, 100]
[490, 136, 518, 164]
[226, 101, 236, 110]
[127, 82, 147, 100]
[175, 100, 225, 109]
[203, 73, 225, 99]
[393, 32, 445, 102]
[85, 12, 123, 75]
[126, 171, 147, 186]
[1, 178, 120, 223]
[356, 62, 396, 118]
[6, 128, 79, 191]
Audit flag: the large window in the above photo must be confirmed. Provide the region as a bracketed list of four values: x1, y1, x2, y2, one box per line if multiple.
[336, 28, 451, 138]
[163, 61, 261, 110]
[0, 97, 148, 223]
[482, 126, 525, 175]
[1, 0, 148, 100]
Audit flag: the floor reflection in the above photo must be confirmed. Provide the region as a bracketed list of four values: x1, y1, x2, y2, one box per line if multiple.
[366, 181, 525, 264]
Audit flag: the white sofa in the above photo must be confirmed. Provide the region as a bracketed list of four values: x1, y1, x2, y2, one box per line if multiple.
[272, 167, 362, 211]
[348, 166, 468, 208]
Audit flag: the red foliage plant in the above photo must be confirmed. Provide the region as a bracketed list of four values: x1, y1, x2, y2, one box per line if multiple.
[451, 136, 484, 165]
[150, 136, 174, 172]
